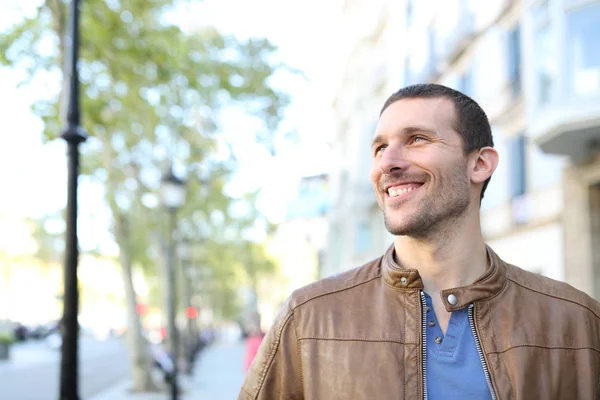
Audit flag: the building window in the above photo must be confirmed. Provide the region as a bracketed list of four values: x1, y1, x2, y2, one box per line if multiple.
[427, 27, 437, 77]
[355, 223, 372, 254]
[565, 2, 600, 97]
[532, 0, 555, 106]
[532, 0, 549, 26]
[507, 24, 522, 98]
[534, 25, 555, 105]
[406, 0, 415, 26]
[403, 59, 412, 86]
[406, 27, 437, 83]
[458, 68, 473, 96]
[508, 134, 527, 198]
[332, 230, 343, 270]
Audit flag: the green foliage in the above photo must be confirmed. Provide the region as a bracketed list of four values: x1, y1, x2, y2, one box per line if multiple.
[27, 212, 65, 264]
[0, 0, 287, 318]
[0, 332, 15, 345]
[171, 233, 276, 320]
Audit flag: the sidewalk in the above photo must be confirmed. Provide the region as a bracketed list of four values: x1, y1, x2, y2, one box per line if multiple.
[90, 341, 246, 400]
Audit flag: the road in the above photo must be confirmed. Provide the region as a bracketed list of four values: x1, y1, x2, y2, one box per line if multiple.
[0, 336, 129, 400]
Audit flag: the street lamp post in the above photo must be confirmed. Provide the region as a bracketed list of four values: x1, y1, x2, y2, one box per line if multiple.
[160, 166, 186, 400]
[60, 0, 88, 399]
[178, 239, 198, 375]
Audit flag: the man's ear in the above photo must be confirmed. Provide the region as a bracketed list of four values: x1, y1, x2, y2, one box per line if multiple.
[470, 147, 498, 185]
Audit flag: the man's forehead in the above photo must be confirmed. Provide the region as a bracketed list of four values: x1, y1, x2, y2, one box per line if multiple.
[377, 97, 457, 132]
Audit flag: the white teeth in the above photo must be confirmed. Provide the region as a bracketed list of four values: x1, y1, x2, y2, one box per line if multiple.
[388, 186, 416, 197]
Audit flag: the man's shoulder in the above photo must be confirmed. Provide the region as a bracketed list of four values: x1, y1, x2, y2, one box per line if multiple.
[505, 263, 600, 319]
[287, 255, 383, 311]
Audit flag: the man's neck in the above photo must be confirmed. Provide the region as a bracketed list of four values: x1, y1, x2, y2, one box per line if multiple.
[393, 216, 488, 295]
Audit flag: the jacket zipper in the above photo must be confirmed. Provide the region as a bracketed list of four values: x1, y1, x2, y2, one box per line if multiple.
[420, 291, 428, 400]
[468, 304, 497, 400]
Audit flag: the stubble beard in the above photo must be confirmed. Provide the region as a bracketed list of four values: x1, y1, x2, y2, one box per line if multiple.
[382, 162, 472, 240]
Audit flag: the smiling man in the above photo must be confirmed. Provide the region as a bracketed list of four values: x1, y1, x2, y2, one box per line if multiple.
[238, 84, 600, 400]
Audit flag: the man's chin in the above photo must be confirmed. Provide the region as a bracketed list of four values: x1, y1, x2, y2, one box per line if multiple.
[383, 218, 416, 237]
[384, 204, 418, 220]
[383, 209, 432, 237]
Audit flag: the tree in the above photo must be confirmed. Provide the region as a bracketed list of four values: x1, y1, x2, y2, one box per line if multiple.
[0, 0, 287, 392]
[27, 212, 65, 265]
[173, 191, 277, 320]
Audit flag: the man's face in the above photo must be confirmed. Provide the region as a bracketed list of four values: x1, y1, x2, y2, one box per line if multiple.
[370, 97, 474, 238]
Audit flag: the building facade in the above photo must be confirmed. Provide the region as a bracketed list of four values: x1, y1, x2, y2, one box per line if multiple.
[262, 174, 330, 326]
[324, 0, 399, 278]
[523, 0, 600, 297]
[399, 0, 566, 281]
[327, 0, 600, 298]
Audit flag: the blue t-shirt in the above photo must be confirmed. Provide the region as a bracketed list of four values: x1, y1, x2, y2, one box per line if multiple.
[424, 292, 493, 400]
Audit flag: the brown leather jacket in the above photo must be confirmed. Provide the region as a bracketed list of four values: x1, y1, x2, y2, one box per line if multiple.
[239, 245, 600, 399]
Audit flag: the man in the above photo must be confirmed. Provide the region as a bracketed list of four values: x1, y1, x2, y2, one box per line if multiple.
[238, 84, 600, 399]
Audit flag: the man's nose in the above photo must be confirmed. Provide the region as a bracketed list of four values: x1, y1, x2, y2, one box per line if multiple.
[379, 145, 410, 174]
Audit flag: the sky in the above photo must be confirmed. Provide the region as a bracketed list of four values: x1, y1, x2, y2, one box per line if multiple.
[179, 0, 347, 218]
[0, 0, 347, 254]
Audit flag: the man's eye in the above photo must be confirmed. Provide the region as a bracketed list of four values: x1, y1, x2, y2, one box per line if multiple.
[413, 136, 426, 143]
[374, 145, 387, 155]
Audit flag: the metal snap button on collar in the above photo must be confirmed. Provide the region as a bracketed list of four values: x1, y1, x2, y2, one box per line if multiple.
[447, 294, 458, 306]
[400, 277, 408, 285]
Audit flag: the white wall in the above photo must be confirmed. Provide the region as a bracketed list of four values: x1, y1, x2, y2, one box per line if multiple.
[487, 222, 564, 281]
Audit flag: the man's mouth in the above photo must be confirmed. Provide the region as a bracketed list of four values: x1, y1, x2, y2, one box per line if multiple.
[386, 183, 424, 198]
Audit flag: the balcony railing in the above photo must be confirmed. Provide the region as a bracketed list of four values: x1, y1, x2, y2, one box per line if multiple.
[530, 98, 600, 161]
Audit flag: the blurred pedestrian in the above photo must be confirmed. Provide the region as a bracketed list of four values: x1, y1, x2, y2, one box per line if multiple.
[239, 84, 600, 399]
[243, 320, 264, 373]
[150, 342, 174, 384]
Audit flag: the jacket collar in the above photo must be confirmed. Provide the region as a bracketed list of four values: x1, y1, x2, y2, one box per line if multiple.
[381, 243, 507, 311]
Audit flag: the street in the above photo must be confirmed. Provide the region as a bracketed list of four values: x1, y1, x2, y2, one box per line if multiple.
[192, 341, 246, 399]
[0, 336, 129, 400]
[85, 338, 247, 400]
[0, 335, 248, 400]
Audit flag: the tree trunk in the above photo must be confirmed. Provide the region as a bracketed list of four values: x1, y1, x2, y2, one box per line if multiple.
[114, 215, 159, 393]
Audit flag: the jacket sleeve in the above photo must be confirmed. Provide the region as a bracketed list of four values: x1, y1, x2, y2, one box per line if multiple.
[238, 299, 304, 400]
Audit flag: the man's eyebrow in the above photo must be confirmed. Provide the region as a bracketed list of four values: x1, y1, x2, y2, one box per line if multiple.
[402, 126, 436, 135]
[371, 126, 436, 148]
[371, 134, 385, 148]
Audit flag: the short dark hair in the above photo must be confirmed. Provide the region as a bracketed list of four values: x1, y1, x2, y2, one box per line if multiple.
[380, 83, 494, 202]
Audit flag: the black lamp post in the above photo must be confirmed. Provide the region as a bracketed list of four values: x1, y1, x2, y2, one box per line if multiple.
[160, 166, 186, 400]
[178, 239, 198, 375]
[59, 0, 87, 399]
